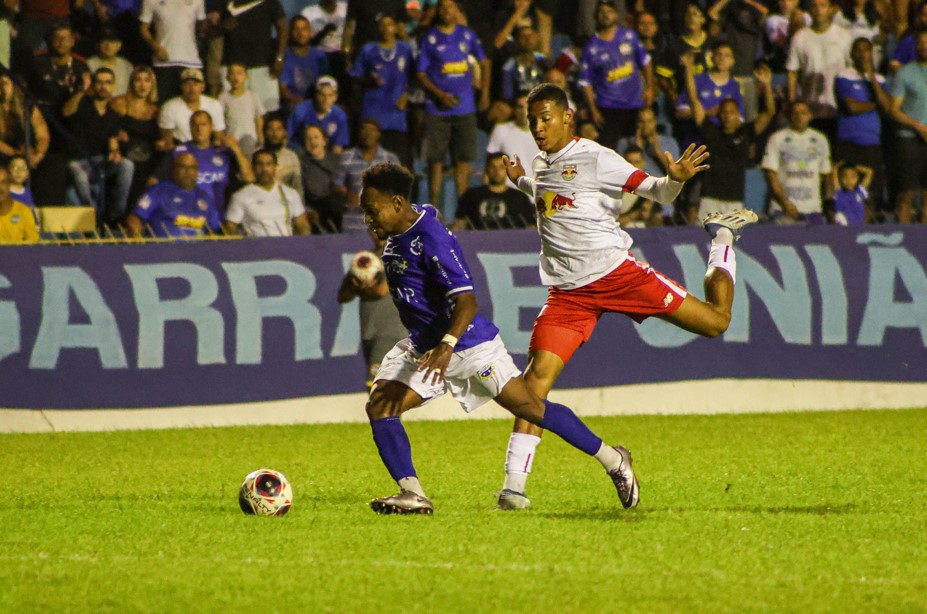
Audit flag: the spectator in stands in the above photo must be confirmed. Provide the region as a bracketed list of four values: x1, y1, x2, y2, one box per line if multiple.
[833, 0, 885, 54]
[155, 110, 253, 216]
[499, 26, 548, 102]
[0, 167, 39, 244]
[634, 11, 665, 56]
[828, 160, 872, 224]
[708, 0, 768, 121]
[616, 107, 680, 178]
[890, 0, 927, 70]
[542, 67, 576, 109]
[833, 37, 892, 215]
[86, 26, 132, 97]
[287, 76, 350, 153]
[8, 156, 35, 208]
[140, 0, 206, 102]
[334, 118, 400, 233]
[263, 117, 304, 200]
[158, 68, 226, 145]
[128, 152, 220, 238]
[15, 0, 75, 68]
[225, 149, 311, 236]
[493, 0, 554, 59]
[220, 64, 266, 157]
[343, 0, 407, 59]
[90, 0, 148, 65]
[655, 3, 713, 117]
[349, 14, 415, 168]
[110, 66, 162, 206]
[762, 100, 833, 224]
[889, 30, 927, 223]
[0, 75, 51, 169]
[219, 0, 287, 114]
[683, 55, 777, 220]
[417, 0, 490, 208]
[300, 124, 344, 232]
[302, 0, 347, 60]
[579, 0, 654, 146]
[617, 145, 662, 228]
[29, 26, 91, 117]
[63, 68, 134, 225]
[280, 16, 330, 113]
[765, 0, 811, 72]
[576, 118, 601, 142]
[486, 94, 539, 186]
[451, 151, 535, 230]
[786, 0, 853, 141]
[676, 42, 745, 142]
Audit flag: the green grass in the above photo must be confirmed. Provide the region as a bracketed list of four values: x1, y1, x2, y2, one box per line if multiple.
[2, 408, 927, 613]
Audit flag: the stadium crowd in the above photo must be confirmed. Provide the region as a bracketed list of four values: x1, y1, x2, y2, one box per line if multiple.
[0, 0, 926, 243]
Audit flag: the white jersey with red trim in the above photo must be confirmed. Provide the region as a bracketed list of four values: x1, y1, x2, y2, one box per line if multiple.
[518, 137, 682, 290]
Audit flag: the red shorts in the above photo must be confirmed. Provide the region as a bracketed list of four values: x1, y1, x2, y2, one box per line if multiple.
[529, 256, 688, 364]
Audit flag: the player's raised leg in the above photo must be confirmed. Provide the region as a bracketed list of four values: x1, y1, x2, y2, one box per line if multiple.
[659, 209, 758, 336]
[494, 376, 639, 509]
[366, 379, 435, 515]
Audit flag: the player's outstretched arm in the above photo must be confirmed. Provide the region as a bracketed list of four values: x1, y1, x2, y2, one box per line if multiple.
[503, 154, 535, 195]
[665, 143, 710, 183]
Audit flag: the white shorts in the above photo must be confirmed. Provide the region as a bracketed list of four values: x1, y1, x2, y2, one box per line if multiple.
[374, 335, 521, 413]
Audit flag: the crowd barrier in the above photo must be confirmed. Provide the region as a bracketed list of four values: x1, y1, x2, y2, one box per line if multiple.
[0, 225, 925, 416]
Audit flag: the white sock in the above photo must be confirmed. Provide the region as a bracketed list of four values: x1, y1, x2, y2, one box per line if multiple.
[712, 227, 735, 246]
[706, 243, 737, 284]
[593, 443, 622, 473]
[502, 433, 541, 493]
[398, 477, 426, 498]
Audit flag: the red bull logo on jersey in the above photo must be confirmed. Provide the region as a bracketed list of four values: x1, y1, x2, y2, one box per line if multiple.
[561, 165, 577, 181]
[536, 191, 577, 217]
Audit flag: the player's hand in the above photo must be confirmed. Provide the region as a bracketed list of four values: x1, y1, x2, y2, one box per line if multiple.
[416, 344, 453, 385]
[502, 154, 526, 183]
[666, 143, 710, 182]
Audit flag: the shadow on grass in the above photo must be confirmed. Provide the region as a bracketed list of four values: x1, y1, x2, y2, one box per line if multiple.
[536, 503, 858, 521]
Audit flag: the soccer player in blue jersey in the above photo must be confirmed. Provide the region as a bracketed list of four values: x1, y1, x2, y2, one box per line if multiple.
[360, 162, 640, 515]
[127, 153, 221, 238]
[579, 0, 655, 148]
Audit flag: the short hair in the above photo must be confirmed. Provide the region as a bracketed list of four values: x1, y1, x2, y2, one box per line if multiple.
[227, 62, 248, 73]
[359, 117, 382, 131]
[93, 67, 116, 82]
[265, 116, 286, 130]
[486, 151, 506, 164]
[718, 97, 740, 111]
[527, 83, 569, 109]
[190, 109, 213, 125]
[710, 40, 733, 55]
[623, 144, 645, 158]
[252, 148, 277, 165]
[362, 163, 415, 200]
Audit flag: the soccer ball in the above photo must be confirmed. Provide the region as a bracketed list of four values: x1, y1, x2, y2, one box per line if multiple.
[350, 250, 384, 284]
[238, 469, 293, 516]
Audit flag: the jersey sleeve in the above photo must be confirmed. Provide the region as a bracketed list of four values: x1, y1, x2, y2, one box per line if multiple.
[761, 132, 781, 171]
[466, 28, 486, 63]
[225, 189, 246, 224]
[133, 187, 160, 221]
[594, 148, 650, 198]
[285, 186, 306, 218]
[348, 46, 367, 78]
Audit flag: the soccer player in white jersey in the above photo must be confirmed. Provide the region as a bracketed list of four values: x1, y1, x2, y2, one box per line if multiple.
[496, 83, 759, 510]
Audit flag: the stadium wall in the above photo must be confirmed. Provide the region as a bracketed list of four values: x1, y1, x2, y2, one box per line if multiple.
[1, 226, 925, 432]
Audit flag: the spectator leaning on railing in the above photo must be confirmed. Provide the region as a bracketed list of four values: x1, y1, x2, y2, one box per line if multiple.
[224, 149, 311, 237]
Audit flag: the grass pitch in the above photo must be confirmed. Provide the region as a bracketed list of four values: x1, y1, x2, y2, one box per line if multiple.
[2, 408, 926, 613]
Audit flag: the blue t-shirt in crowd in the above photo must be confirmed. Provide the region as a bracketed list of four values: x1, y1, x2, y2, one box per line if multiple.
[893, 33, 916, 66]
[416, 24, 486, 116]
[349, 40, 414, 131]
[286, 101, 350, 147]
[891, 61, 927, 138]
[280, 47, 330, 100]
[133, 181, 220, 238]
[676, 72, 745, 125]
[578, 27, 650, 110]
[834, 185, 867, 226]
[834, 67, 885, 146]
[381, 204, 499, 353]
[165, 143, 236, 215]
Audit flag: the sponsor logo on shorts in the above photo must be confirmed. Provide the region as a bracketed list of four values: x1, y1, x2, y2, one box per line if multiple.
[663, 292, 674, 307]
[479, 364, 494, 379]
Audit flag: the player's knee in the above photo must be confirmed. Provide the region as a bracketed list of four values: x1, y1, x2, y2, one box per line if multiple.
[366, 389, 400, 420]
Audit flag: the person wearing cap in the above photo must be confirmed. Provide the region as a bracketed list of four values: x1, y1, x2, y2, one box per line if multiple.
[158, 68, 227, 145]
[286, 75, 350, 153]
[140, 0, 207, 102]
[87, 26, 133, 97]
[579, 0, 655, 147]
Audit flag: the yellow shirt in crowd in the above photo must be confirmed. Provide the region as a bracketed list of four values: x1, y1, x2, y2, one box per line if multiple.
[0, 201, 39, 244]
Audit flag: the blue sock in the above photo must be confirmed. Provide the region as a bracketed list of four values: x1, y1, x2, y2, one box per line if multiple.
[539, 400, 603, 456]
[370, 417, 417, 482]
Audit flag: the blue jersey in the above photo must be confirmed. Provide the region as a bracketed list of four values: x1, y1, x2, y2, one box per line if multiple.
[381, 205, 499, 353]
[133, 181, 220, 238]
[834, 186, 867, 226]
[676, 72, 745, 125]
[578, 28, 650, 110]
[349, 40, 414, 131]
[893, 34, 916, 66]
[417, 25, 486, 116]
[286, 101, 350, 147]
[834, 68, 884, 146]
[170, 143, 235, 214]
[280, 47, 330, 100]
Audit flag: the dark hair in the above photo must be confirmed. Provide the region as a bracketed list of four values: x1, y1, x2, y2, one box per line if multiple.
[710, 40, 733, 55]
[359, 117, 382, 131]
[362, 163, 415, 200]
[840, 0, 879, 26]
[93, 67, 116, 82]
[486, 151, 506, 164]
[527, 83, 569, 109]
[190, 109, 213, 125]
[252, 148, 277, 165]
[623, 144, 645, 158]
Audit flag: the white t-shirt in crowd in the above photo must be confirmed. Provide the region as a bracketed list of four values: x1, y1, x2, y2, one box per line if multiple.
[140, 0, 206, 68]
[158, 95, 226, 142]
[220, 90, 266, 156]
[761, 127, 832, 216]
[301, 1, 347, 54]
[487, 121, 540, 187]
[87, 56, 133, 96]
[226, 182, 306, 237]
[785, 23, 853, 116]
